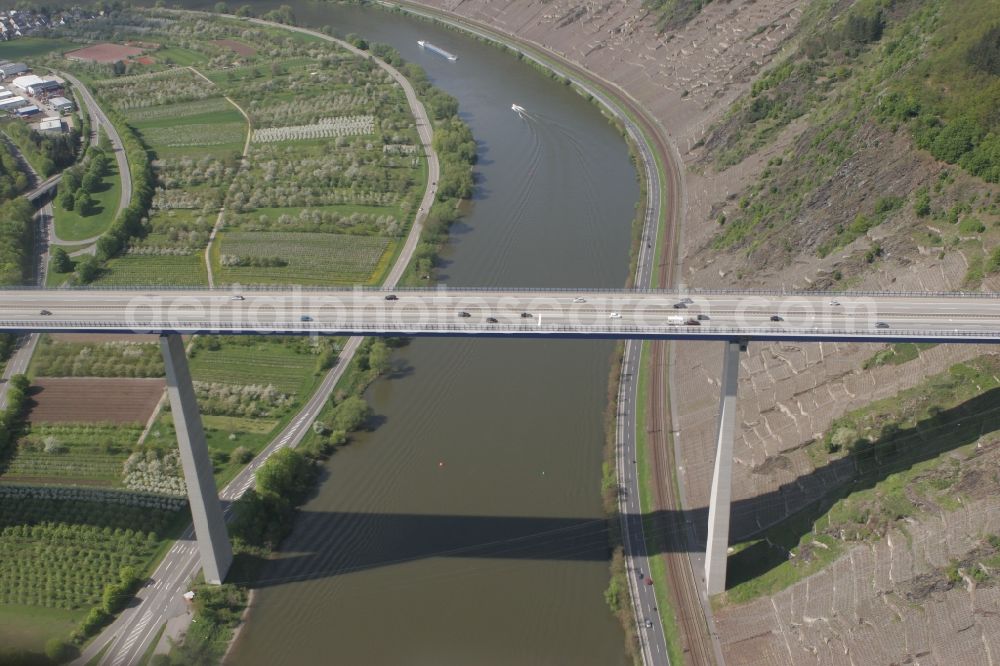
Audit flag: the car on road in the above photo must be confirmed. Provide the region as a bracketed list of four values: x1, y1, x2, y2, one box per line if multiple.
[300, 315, 313, 322]
[458, 311, 471, 318]
[645, 577, 654, 586]
[230, 295, 244, 301]
[697, 313, 710, 320]
[770, 315, 783, 321]
[486, 317, 499, 323]
[39, 309, 51, 316]
[637, 570, 644, 580]
[876, 321, 890, 328]
[644, 619, 654, 628]
[572, 297, 586, 303]
[829, 300, 841, 306]
[672, 302, 687, 309]
[520, 312, 533, 318]
[384, 294, 398, 301]
[684, 318, 700, 326]
[609, 312, 622, 319]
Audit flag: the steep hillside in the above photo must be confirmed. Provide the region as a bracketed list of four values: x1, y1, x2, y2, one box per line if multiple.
[408, 1, 1000, 663]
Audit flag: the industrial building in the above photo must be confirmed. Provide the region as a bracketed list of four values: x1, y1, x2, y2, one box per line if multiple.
[0, 62, 28, 78]
[49, 96, 74, 113]
[0, 90, 11, 101]
[10, 74, 43, 91]
[15, 104, 39, 117]
[28, 79, 60, 96]
[37, 117, 63, 133]
[0, 95, 27, 111]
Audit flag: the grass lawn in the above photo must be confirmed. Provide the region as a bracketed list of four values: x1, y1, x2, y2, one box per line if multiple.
[92, 254, 208, 287]
[0, 38, 80, 59]
[52, 162, 121, 241]
[0, 604, 85, 653]
[154, 46, 209, 66]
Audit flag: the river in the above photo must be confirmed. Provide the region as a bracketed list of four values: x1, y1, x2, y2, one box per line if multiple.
[205, 3, 641, 663]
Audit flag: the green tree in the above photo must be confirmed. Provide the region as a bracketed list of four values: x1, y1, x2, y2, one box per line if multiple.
[81, 170, 101, 194]
[255, 448, 315, 505]
[51, 247, 72, 273]
[331, 395, 372, 433]
[75, 255, 100, 284]
[213, 1, 227, 12]
[44, 637, 76, 663]
[75, 191, 94, 216]
[367, 340, 391, 376]
[59, 187, 75, 211]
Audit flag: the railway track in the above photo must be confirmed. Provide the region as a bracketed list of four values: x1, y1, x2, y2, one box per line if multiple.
[644, 78, 719, 665]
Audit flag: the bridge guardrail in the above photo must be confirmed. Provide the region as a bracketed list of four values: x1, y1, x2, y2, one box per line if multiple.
[1, 285, 1000, 299]
[0, 320, 998, 341]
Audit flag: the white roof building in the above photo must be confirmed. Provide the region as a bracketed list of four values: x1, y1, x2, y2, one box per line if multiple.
[0, 95, 26, 109]
[11, 74, 43, 91]
[38, 117, 62, 133]
[0, 91, 11, 101]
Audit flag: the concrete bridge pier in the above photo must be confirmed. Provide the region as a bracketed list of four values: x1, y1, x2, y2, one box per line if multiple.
[704, 339, 746, 596]
[160, 333, 233, 584]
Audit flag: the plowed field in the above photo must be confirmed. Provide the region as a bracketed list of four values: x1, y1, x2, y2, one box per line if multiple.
[27, 378, 165, 424]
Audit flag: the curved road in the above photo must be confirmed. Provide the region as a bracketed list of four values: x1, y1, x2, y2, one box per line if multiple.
[59, 71, 132, 219]
[73, 16, 440, 666]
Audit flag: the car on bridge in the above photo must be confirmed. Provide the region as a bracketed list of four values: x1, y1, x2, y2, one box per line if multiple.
[520, 312, 533, 318]
[230, 295, 245, 301]
[609, 312, 622, 319]
[300, 315, 313, 322]
[572, 297, 586, 303]
[876, 321, 890, 328]
[384, 294, 398, 301]
[486, 317, 499, 323]
[770, 315, 783, 321]
[672, 302, 687, 309]
[458, 311, 471, 318]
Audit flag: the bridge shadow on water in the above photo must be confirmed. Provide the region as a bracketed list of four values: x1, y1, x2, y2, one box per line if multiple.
[230, 387, 1000, 589]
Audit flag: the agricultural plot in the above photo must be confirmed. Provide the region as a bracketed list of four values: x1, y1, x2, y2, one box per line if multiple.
[92, 254, 209, 287]
[92, 68, 215, 111]
[188, 337, 318, 395]
[125, 97, 234, 123]
[251, 115, 376, 143]
[0, 489, 182, 611]
[215, 231, 390, 285]
[131, 105, 247, 159]
[229, 205, 404, 236]
[31, 336, 164, 378]
[141, 121, 247, 150]
[27, 378, 165, 424]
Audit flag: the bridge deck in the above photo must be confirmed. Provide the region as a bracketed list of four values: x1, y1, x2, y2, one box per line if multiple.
[1, 288, 998, 343]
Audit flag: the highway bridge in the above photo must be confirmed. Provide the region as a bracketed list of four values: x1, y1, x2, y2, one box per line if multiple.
[7, 286, 1000, 594]
[2, 287, 1000, 343]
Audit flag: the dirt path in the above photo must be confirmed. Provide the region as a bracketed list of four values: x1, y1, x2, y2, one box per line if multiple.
[186, 66, 254, 288]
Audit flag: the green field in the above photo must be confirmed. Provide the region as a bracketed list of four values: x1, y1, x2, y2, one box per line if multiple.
[0, 37, 80, 59]
[189, 339, 317, 394]
[125, 97, 234, 122]
[154, 46, 209, 66]
[214, 231, 391, 285]
[0, 604, 85, 654]
[131, 105, 247, 159]
[92, 254, 208, 287]
[52, 161, 122, 242]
